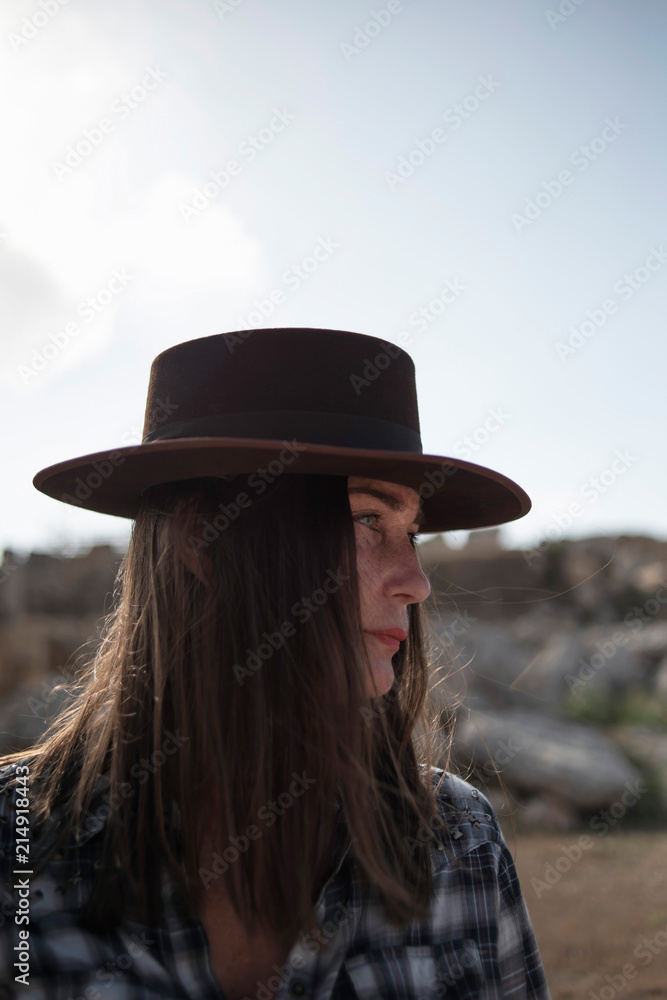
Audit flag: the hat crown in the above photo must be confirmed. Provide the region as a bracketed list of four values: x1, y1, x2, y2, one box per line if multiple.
[142, 328, 422, 451]
[32, 325, 531, 531]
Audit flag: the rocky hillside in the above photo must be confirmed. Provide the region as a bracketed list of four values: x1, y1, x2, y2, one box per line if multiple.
[1, 530, 666, 828]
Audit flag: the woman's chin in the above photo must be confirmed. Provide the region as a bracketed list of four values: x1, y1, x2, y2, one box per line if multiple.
[366, 657, 395, 699]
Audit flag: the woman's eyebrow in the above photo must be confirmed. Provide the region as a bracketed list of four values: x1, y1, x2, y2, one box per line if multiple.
[348, 487, 425, 527]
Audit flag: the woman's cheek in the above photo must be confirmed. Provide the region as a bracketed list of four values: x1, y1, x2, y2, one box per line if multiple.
[354, 536, 375, 586]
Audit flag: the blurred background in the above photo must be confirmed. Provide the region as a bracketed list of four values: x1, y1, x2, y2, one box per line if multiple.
[1, 1, 666, 996]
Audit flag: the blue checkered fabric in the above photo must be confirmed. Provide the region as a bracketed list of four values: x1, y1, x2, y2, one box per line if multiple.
[0, 760, 550, 999]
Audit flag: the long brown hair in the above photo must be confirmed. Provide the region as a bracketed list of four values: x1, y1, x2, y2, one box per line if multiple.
[1, 472, 452, 950]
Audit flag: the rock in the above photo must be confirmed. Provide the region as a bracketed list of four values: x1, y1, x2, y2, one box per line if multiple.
[428, 619, 551, 712]
[505, 606, 574, 645]
[655, 655, 667, 698]
[518, 630, 584, 704]
[545, 623, 667, 699]
[477, 786, 517, 821]
[605, 724, 667, 808]
[517, 793, 580, 832]
[559, 537, 618, 620]
[572, 625, 643, 692]
[622, 622, 667, 658]
[555, 622, 667, 699]
[453, 708, 642, 810]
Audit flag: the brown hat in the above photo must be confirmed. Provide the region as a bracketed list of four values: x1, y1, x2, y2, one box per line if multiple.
[32, 327, 531, 533]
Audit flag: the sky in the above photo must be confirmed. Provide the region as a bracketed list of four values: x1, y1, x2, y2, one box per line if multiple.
[1, 0, 665, 558]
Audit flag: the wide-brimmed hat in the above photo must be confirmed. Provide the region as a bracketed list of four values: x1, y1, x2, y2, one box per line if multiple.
[33, 327, 531, 533]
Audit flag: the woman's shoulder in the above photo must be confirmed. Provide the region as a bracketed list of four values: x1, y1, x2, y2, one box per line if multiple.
[0, 759, 36, 930]
[419, 764, 505, 860]
[0, 757, 33, 837]
[0, 760, 22, 854]
[426, 765, 498, 815]
[0, 755, 109, 869]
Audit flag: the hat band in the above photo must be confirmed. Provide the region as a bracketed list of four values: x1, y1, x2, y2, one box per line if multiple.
[143, 410, 422, 452]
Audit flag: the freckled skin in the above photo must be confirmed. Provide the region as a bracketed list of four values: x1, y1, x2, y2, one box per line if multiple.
[348, 476, 431, 698]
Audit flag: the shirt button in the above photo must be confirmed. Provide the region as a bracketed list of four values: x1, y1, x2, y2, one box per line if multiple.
[291, 982, 306, 996]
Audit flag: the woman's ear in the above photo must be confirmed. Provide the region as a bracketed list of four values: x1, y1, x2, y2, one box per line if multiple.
[172, 496, 213, 587]
[178, 539, 212, 587]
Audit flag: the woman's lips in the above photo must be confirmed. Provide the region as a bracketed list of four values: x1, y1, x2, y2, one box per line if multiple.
[366, 632, 401, 651]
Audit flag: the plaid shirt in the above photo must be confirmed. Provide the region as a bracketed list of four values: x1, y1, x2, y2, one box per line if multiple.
[0, 760, 551, 1000]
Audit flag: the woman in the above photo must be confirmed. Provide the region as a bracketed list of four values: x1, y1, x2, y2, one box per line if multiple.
[0, 327, 550, 999]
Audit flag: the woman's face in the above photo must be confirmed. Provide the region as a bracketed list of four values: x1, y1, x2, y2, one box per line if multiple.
[348, 475, 431, 698]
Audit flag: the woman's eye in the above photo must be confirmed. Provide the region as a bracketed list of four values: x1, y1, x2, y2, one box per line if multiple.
[354, 513, 380, 529]
[354, 514, 421, 548]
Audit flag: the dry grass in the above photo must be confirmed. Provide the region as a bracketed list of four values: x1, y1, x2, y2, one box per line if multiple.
[502, 827, 667, 999]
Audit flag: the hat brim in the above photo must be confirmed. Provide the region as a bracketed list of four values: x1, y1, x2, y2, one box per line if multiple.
[33, 436, 531, 534]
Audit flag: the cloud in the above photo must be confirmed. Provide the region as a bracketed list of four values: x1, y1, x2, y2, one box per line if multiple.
[0, 4, 265, 389]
